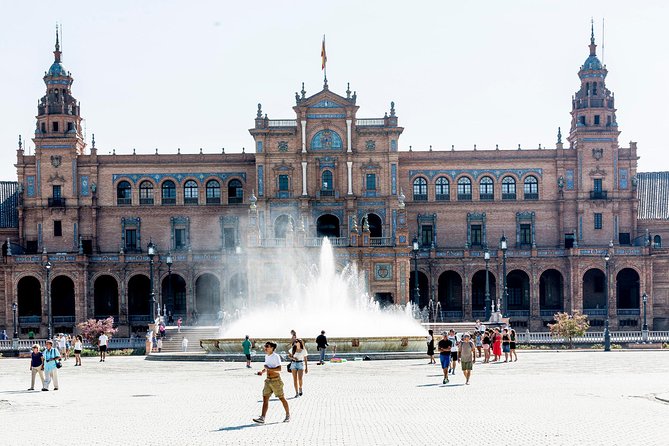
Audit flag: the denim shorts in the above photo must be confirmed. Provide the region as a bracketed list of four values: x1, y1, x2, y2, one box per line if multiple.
[292, 361, 305, 371]
[502, 344, 510, 353]
[439, 354, 450, 369]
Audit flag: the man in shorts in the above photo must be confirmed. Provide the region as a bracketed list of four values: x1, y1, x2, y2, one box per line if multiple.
[253, 341, 290, 424]
[98, 332, 109, 362]
[448, 329, 459, 375]
[458, 332, 476, 385]
[437, 332, 452, 385]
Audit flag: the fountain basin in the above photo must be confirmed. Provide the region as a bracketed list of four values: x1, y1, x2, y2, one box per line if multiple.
[201, 336, 428, 355]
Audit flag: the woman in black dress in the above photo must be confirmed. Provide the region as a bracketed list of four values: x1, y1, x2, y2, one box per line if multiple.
[482, 330, 491, 363]
[510, 328, 518, 362]
[426, 329, 435, 364]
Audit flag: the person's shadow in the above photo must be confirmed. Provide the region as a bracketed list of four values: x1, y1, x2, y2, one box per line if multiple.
[216, 422, 280, 431]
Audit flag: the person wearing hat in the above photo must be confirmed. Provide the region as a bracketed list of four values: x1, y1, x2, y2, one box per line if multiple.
[28, 344, 45, 391]
[458, 332, 476, 385]
[437, 332, 453, 384]
[42, 340, 61, 391]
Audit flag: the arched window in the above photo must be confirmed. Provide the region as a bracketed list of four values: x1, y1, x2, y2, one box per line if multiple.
[161, 180, 176, 205]
[524, 176, 539, 200]
[457, 177, 472, 200]
[228, 179, 243, 204]
[413, 177, 427, 201]
[139, 181, 154, 205]
[654, 235, 662, 248]
[310, 129, 343, 150]
[321, 170, 334, 196]
[206, 180, 221, 204]
[479, 176, 494, 200]
[184, 180, 198, 205]
[435, 177, 449, 201]
[502, 176, 516, 200]
[116, 181, 131, 206]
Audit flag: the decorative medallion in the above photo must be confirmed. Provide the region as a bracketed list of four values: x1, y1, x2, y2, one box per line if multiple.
[50, 155, 62, 168]
[374, 263, 393, 281]
[592, 148, 603, 160]
[365, 140, 376, 151]
[320, 130, 333, 150]
[278, 141, 288, 152]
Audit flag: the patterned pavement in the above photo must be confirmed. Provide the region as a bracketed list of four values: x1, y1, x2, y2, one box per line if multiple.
[1, 350, 668, 445]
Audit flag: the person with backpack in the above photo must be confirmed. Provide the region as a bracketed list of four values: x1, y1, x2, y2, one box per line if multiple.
[458, 332, 476, 385]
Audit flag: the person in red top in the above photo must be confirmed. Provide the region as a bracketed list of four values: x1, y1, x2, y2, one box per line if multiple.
[492, 328, 502, 361]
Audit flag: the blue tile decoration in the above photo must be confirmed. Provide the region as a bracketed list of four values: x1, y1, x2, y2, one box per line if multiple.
[391, 164, 397, 195]
[310, 130, 343, 151]
[619, 168, 628, 189]
[256, 141, 263, 153]
[307, 114, 346, 119]
[27, 176, 35, 197]
[80, 175, 89, 196]
[257, 165, 264, 197]
[309, 99, 344, 108]
[374, 263, 393, 281]
[565, 169, 575, 190]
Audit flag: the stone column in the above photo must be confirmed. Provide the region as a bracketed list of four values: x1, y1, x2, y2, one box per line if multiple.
[301, 162, 308, 196]
[346, 119, 352, 153]
[301, 120, 307, 153]
[347, 161, 353, 195]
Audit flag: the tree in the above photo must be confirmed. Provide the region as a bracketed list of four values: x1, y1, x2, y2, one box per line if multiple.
[548, 312, 589, 349]
[77, 317, 118, 346]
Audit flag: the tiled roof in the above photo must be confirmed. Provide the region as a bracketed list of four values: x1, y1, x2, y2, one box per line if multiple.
[637, 172, 669, 220]
[0, 181, 18, 228]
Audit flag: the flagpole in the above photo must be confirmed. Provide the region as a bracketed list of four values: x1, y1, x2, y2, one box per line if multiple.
[322, 34, 328, 88]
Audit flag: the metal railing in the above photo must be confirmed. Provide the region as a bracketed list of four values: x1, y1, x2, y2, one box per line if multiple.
[540, 309, 563, 317]
[117, 197, 132, 206]
[48, 197, 66, 207]
[435, 194, 450, 201]
[515, 331, 669, 345]
[0, 337, 147, 352]
[439, 311, 463, 319]
[583, 308, 607, 316]
[260, 238, 288, 248]
[19, 316, 42, 324]
[617, 308, 641, 316]
[370, 237, 393, 247]
[356, 119, 385, 126]
[507, 310, 530, 317]
[268, 120, 297, 127]
[590, 190, 608, 200]
[480, 193, 494, 201]
[472, 311, 486, 319]
[524, 193, 539, 200]
[304, 237, 349, 247]
[413, 194, 427, 201]
[53, 316, 75, 324]
[457, 194, 472, 201]
[502, 193, 516, 200]
[129, 315, 152, 323]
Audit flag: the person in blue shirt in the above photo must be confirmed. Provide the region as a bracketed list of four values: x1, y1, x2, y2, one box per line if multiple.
[242, 335, 252, 368]
[42, 340, 61, 391]
[28, 344, 45, 391]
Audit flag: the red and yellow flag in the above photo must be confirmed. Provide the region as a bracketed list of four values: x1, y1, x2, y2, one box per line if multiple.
[321, 36, 327, 70]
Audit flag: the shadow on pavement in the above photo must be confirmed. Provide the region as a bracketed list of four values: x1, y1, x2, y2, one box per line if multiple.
[217, 422, 279, 431]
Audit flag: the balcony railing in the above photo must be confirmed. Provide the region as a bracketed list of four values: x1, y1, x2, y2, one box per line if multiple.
[117, 197, 132, 206]
[590, 190, 608, 200]
[540, 309, 562, 317]
[439, 311, 464, 319]
[502, 193, 516, 200]
[161, 197, 176, 205]
[53, 316, 75, 324]
[319, 190, 335, 197]
[48, 197, 66, 207]
[139, 198, 154, 205]
[480, 193, 494, 201]
[260, 238, 288, 248]
[370, 237, 393, 247]
[129, 315, 153, 323]
[617, 308, 640, 316]
[268, 119, 297, 127]
[18, 316, 41, 324]
[305, 237, 349, 247]
[472, 310, 486, 319]
[184, 197, 199, 205]
[228, 197, 243, 204]
[457, 194, 472, 201]
[206, 197, 221, 205]
[507, 310, 530, 317]
[524, 193, 539, 200]
[413, 194, 427, 201]
[435, 194, 450, 201]
[356, 118, 385, 127]
[583, 308, 607, 316]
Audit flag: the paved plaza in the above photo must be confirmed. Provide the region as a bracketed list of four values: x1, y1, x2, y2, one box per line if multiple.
[1, 351, 668, 445]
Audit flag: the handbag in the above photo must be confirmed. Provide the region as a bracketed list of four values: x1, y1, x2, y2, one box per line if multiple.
[55, 360, 62, 369]
[287, 362, 292, 373]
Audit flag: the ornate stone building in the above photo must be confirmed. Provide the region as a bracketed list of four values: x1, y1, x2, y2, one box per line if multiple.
[0, 29, 668, 336]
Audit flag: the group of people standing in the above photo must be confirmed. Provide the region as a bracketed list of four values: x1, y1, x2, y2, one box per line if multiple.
[480, 327, 518, 363]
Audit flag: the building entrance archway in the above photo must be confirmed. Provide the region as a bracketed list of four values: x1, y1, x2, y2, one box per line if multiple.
[94, 275, 119, 319]
[195, 274, 221, 317]
[316, 214, 340, 238]
[471, 270, 496, 313]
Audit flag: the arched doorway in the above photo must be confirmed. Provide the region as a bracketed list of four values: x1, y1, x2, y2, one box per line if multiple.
[616, 268, 640, 310]
[161, 274, 187, 317]
[367, 213, 383, 238]
[506, 270, 530, 312]
[471, 270, 496, 313]
[51, 275, 75, 327]
[94, 275, 119, 319]
[128, 275, 151, 323]
[583, 268, 606, 310]
[274, 214, 295, 239]
[17, 276, 41, 326]
[438, 271, 462, 317]
[195, 274, 221, 317]
[316, 214, 340, 238]
[229, 273, 248, 310]
[409, 270, 430, 308]
[540, 269, 564, 312]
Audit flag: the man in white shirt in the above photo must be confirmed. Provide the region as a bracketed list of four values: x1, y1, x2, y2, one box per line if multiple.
[253, 341, 290, 424]
[98, 332, 109, 362]
[448, 329, 459, 375]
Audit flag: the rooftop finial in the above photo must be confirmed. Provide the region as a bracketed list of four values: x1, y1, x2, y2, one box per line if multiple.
[301, 82, 306, 99]
[256, 103, 262, 118]
[18, 135, 22, 149]
[54, 24, 62, 62]
[390, 101, 396, 117]
[589, 18, 597, 56]
[346, 82, 351, 99]
[91, 133, 96, 148]
[557, 127, 562, 144]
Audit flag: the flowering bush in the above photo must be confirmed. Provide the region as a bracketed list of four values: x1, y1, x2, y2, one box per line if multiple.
[77, 317, 118, 345]
[548, 312, 589, 349]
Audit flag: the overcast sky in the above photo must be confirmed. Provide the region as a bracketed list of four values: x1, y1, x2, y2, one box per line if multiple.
[0, 0, 667, 181]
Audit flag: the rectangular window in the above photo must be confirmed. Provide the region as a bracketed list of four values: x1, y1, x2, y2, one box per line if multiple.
[124, 229, 137, 251]
[619, 233, 631, 245]
[520, 224, 532, 245]
[223, 228, 236, 248]
[174, 228, 186, 250]
[67, 122, 74, 132]
[606, 116, 612, 126]
[470, 224, 482, 246]
[593, 178, 602, 192]
[579, 116, 586, 125]
[52, 185, 62, 198]
[41, 123, 46, 133]
[594, 213, 603, 230]
[278, 175, 289, 191]
[52, 121, 59, 132]
[53, 220, 62, 237]
[366, 174, 376, 191]
[420, 225, 433, 248]
[594, 115, 600, 125]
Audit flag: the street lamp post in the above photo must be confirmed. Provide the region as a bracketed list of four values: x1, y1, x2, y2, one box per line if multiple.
[44, 261, 52, 339]
[484, 249, 491, 321]
[147, 241, 157, 323]
[166, 252, 173, 321]
[12, 302, 18, 339]
[603, 251, 611, 352]
[412, 237, 420, 308]
[500, 235, 508, 318]
[642, 292, 648, 342]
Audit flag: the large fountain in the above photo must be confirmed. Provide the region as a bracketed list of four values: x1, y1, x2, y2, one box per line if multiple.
[200, 238, 428, 357]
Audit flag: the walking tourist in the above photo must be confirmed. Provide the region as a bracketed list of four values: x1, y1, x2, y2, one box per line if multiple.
[475, 331, 482, 358]
[437, 332, 452, 384]
[482, 330, 491, 363]
[28, 344, 45, 391]
[58, 334, 68, 361]
[316, 330, 328, 365]
[98, 331, 109, 362]
[157, 337, 163, 353]
[242, 335, 252, 368]
[253, 341, 290, 424]
[448, 329, 459, 375]
[42, 340, 60, 391]
[1, 329, 7, 340]
[502, 328, 511, 362]
[168, 311, 174, 325]
[66, 335, 72, 360]
[492, 328, 502, 361]
[177, 317, 182, 333]
[73, 335, 82, 366]
[290, 329, 297, 346]
[426, 329, 436, 364]
[510, 329, 518, 361]
[289, 339, 308, 397]
[181, 337, 189, 352]
[28, 330, 35, 340]
[159, 323, 166, 338]
[458, 332, 476, 385]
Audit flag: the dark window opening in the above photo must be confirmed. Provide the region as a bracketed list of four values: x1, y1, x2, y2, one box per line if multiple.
[579, 116, 586, 125]
[139, 181, 154, 205]
[52, 122, 59, 132]
[161, 181, 176, 205]
[618, 233, 631, 245]
[594, 213, 603, 230]
[206, 180, 221, 204]
[82, 239, 93, 255]
[174, 228, 186, 250]
[594, 115, 600, 125]
[26, 241, 38, 254]
[413, 177, 427, 201]
[565, 233, 575, 249]
[366, 174, 376, 191]
[223, 228, 236, 248]
[520, 224, 532, 245]
[421, 225, 433, 248]
[228, 179, 243, 204]
[278, 175, 289, 192]
[470, 224, 482, 246]
[117, 181, 132, 205]
[184, 180, 198, 205]
[435, 177, 449, 200]
[54, 220, 62, 237]
[457, 177, 472, 200]
[67, 122, 74, 132]
[125, 229, 138, 251]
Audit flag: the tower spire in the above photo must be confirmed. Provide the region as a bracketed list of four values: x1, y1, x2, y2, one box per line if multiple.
[54, 24, 62, 62]
[589, 18, 596, 56]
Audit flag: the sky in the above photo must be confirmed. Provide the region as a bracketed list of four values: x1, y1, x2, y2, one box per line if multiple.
[0, 0, 668, 181]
